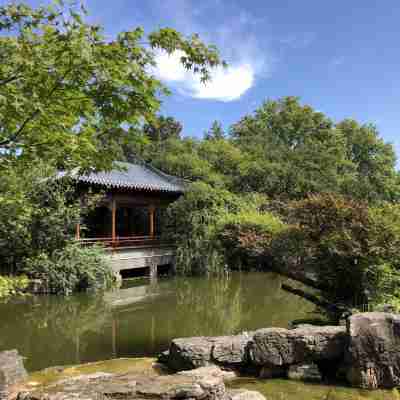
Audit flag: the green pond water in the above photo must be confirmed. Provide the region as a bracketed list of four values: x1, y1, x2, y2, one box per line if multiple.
[0, 272, 314, 372]
[0, 271, 397, 399]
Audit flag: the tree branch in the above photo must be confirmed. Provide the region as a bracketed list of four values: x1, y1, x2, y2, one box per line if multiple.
[0, 74, 23, 86]
[0, 66, 73, 148]
[0, 109, 40, 147]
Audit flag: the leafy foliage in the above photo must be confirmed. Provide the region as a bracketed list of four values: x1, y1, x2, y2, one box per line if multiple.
[165, 181, 243, 275]
[0, 162, 112, 294]
[217, 209, 286, 270]
[25, 244, 114, 295]
[230, 97, 399, 201]
[143, 115, 183, 142]
[271, 194, 400, 312]
[0, 163, 81, 274]
[0, 1, 224, 171]
[0, 275, 29, 299]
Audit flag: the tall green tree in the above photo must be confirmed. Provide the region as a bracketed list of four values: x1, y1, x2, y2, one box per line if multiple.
[337, 119, 400, 202]
[230, 97, 399, 201]
[0, 1, 224, 171]
[204, 120, 225, 140]
[143, 115, 183, 142]
[231, 97, 349, 198]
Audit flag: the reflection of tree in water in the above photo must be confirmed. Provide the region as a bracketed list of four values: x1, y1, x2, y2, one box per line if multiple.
[172, 272, 314, 336]
[0, 295, 113, 371]
[173, 275, 243, 336]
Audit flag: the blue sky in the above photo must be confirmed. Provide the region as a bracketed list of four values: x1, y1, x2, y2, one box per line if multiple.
[3, 0, 400, 157]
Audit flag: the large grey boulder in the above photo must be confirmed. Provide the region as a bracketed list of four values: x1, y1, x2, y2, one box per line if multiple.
[346, 312, 400, 389]
[248, 326, 347, 367]
[168, 337, 214, 370]
[212, 335, 250, 365]
[0, 350, 27, 399]
[167, 335, 251, 371]
[16, 366, 268, 400]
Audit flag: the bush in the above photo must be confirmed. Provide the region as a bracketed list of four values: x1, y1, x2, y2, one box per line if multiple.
[0, 163, 81, 274]
[0, 163, 113, 296]
[271, 193, 400, 312]
[24, 244, 114, 295]
[165, 181, 244, 275]
[0, 275, 29, 299]
[218, 210, 286, 270]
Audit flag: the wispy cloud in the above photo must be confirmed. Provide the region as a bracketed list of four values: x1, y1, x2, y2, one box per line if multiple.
[150, 0, 271, 102]
[154, 50, 254, 102]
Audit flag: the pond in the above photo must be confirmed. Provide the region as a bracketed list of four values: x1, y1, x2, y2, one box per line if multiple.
[0, 272, 314, 372]
[1, 271, 397, 399]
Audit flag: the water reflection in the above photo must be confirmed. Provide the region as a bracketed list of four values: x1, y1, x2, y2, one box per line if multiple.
[0, 272, 313, 372]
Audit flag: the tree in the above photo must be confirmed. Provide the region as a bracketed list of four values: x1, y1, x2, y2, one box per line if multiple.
[336, 119, 400, 202]
[271, 193, 400, 315]
[0, 1, 224, 171]
[230, 97, 399, 201]
[204, 120, 225, 140]
[143, 115, 183, 142]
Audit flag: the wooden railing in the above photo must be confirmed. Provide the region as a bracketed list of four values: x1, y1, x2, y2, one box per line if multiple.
[78, 235, 172, 249]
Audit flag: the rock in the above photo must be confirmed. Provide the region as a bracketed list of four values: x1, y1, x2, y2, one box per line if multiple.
[55, 372, 115, 385]
[248, 326, 346, 366]
[226, 389, 266, 400]
[158, 350, 170, 364]
[16, 367, 227, 400]
[167, 335, 251, 371]
[168, 337, 214, 370]
[287, 363, 322, 382]
[346, 312, 400, 389]
[212, 335, 250, 365]
[178, 366, 237, 381]
[0, 350, 27, 399]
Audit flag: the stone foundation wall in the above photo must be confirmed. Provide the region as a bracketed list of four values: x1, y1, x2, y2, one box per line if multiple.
[108, 246, 175, 278]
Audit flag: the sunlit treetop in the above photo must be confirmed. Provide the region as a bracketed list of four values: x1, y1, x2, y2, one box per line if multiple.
[0, 0, 225, 171]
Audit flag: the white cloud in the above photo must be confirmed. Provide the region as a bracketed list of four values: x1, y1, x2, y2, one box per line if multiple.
[154, 50, 254, 102]
[147, 0, 273, 102]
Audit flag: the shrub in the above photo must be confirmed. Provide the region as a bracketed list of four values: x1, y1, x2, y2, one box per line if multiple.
[217, 210, 286, 270]
[0, 163, 113, 296]
[0, 163, 81, 274]
[271, 193, 400, 312]
[165, 181, 244, 275]
[24, 244, 114, 295]
[0, 275, 29, 299]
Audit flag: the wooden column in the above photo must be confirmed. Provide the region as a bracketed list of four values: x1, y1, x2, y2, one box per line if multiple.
[75, 222, 80, 241]
[149, 205, 155, 237]
[111, 198, 117, 242]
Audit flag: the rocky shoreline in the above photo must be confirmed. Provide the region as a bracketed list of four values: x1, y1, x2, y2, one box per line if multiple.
[159, 312, 400, 390]
[2, 312, 400, 399]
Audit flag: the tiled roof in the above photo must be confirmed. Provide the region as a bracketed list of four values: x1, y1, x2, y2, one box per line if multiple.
[59, 161, 185, 193]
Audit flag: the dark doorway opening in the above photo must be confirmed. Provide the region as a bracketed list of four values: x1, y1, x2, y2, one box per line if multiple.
[157, 264, 173, 277]
[120, 267, 150, 279]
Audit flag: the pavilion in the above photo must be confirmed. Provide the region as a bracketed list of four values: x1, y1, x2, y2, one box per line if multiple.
[60, 161, 185, 278]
